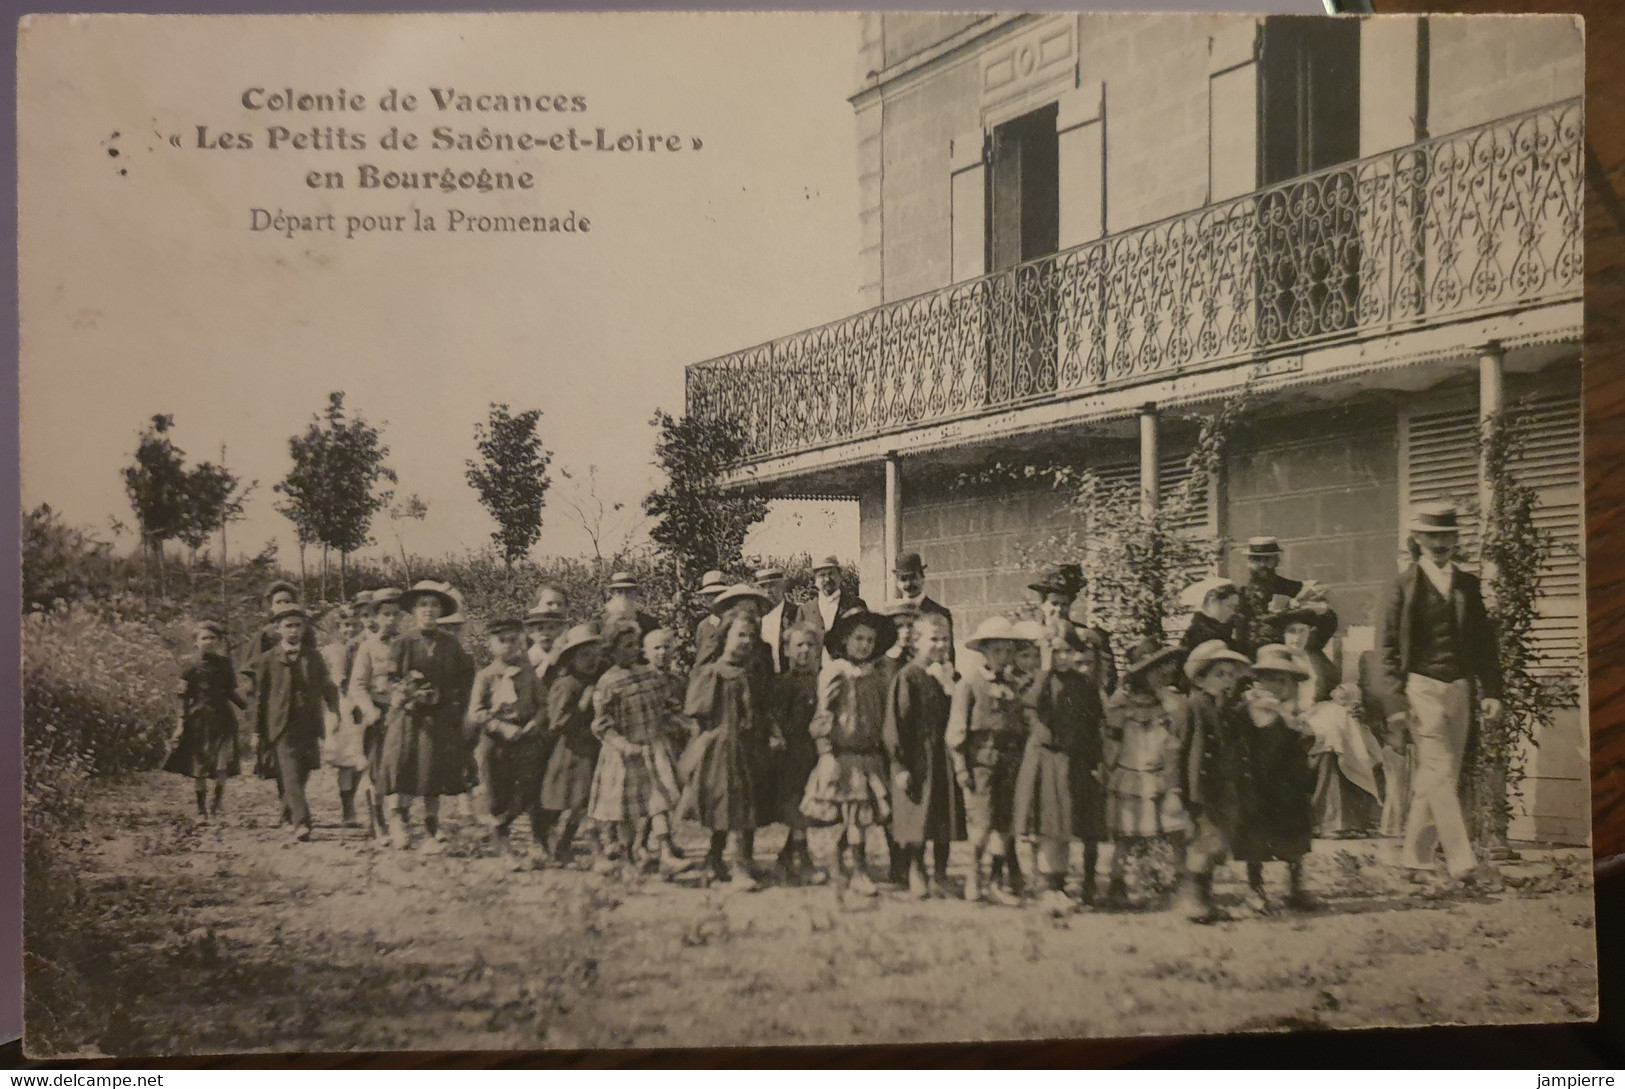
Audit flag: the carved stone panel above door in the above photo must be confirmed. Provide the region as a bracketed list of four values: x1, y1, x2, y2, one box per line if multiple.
[980, 16, 1078, 128]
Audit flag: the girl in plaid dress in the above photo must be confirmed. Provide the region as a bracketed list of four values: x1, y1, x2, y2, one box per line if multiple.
[589, 621, 686, 876]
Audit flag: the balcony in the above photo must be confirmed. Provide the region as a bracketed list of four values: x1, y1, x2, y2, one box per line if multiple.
[686, 98, 1582, 465]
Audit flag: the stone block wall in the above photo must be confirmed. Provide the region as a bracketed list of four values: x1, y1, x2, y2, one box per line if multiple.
[1224, 405, 1400, 631]
[1426, 14, 1583, 137]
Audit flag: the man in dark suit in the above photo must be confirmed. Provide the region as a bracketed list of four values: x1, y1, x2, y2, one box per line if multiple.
[1372, 503, 1503, 885]
[893, 552, 953, 661]
[1234, 536, 1306, 653]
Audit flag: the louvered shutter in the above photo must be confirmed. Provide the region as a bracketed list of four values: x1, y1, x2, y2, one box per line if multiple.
[1401, 389, 1583, 675]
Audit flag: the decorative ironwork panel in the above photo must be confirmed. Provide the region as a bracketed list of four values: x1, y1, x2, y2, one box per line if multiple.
[686, 98, 1581, 464]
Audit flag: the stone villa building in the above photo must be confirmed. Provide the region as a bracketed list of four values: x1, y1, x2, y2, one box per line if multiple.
[684, 14, 1584, 842]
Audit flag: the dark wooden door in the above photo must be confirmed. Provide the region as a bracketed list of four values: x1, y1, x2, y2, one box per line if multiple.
[1255, 17, 1362, 346]
[987, 103, 1060, 402]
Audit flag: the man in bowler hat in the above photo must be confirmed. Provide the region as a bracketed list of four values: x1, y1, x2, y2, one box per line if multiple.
[893, 552, 953, 660]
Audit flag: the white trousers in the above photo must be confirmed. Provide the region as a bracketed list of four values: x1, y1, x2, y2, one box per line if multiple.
[1398, 674, 1477, 878]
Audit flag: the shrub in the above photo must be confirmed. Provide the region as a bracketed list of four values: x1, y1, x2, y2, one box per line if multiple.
[23, 608, 187, 868]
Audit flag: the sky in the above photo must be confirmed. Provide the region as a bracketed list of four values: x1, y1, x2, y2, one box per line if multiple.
[19, 13, 862, 568]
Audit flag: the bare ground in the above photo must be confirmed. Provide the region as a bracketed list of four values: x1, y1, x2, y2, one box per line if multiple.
[24, 770, 1600, 1058]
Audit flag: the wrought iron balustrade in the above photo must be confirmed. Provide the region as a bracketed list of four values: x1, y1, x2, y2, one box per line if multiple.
[686, 98, 1582, 463]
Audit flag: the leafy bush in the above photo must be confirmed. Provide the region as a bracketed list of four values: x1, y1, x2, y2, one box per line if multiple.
[23, 608, 188, 868]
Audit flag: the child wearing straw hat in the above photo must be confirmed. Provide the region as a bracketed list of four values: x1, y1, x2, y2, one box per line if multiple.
[1176, 638, 1254, 924]
[946, 616, 1034, 904]
[1237, 644, 1320, 913]
[378, 581, 476, 851]
[165, 620, 246, 820]
[800, 606, 897, 897]
[539, 624, 607, 866]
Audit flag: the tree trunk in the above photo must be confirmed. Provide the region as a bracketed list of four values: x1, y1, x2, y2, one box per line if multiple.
[156, 539, 168, 598]
[320, 544, 329, 604]
[339, 551, 347, 600]
[298, 542, 308, 601]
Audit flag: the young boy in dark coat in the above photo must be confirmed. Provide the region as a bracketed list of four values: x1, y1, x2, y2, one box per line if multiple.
[165, 620, 246, 819]
[1236, 644, 1320, 913]
[539, 625, 605, 866]
[772, 625, 826, 883]
[251, 603, 339, 841]
[1177, 639, 1255, 923]
[1014, 623, 1108, 913]
[464, 617, 549, 857]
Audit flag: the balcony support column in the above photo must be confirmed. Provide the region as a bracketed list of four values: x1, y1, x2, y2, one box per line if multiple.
[1478, 342, 1505, 531]
[1474, 341, 1516, 860]
[884, 452, 902, 602]
[1139, 404, 1159, 519]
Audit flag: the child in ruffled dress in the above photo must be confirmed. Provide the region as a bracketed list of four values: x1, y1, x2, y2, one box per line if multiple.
[1103, 641, 1190, 908]
[800, 608, 896, 897]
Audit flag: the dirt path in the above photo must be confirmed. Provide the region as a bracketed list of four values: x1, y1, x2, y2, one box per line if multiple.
[28, 770, 1599, 1057]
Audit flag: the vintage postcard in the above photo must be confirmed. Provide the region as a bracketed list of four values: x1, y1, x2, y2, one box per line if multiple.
[18, 11, 1592, 1056]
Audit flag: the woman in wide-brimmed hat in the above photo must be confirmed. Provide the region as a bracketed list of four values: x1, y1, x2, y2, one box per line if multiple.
[1102, 638, 1190, 909]
[377, 581, 477, 851]
[539, 624, 607, 866]
[799, 607, 897, 896]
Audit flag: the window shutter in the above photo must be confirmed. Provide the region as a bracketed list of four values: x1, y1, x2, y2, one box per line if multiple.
[951, 129, 987, 283]
[1402, 388, 1583, 674]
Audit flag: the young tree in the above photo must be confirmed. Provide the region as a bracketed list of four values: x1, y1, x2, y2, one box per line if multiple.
[275, 392, 395, 601]
[556, 463, 648, 575]
[466, 403, 553, 570]
[383, 492, 430, 582]
[274, 413, 328, 599]
[644, 410, 768, 579]
[176, 461, 244, 582]
[121, 414, 190, 597]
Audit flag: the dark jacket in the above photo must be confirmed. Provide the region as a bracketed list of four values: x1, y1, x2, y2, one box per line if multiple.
[1181, 611, 1242, 653]
[1373, 564, 1502, 718]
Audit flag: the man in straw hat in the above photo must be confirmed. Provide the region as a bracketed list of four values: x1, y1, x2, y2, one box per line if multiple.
[377, 581, 476, 851]
[249, 602, 339, 842]
[755, 566, 805, 674]
[523, 585, 570, 674]
[348, 586, 405, 835]
[1373, 502, 1503, 888]
[806, 555, 866, 645]
[1176, 638, 1254, 923]
[946, 616, 1034, 904]
[603, 570, 659, 639]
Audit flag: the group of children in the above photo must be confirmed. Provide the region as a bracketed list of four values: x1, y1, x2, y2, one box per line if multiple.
[166, 565, 1332, 922]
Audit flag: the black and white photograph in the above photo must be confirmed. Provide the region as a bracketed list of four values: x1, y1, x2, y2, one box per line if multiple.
[17, 9, 1594, 1056]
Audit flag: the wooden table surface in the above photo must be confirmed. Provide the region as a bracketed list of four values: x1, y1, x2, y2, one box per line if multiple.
[17, 0, 1622, 1070]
